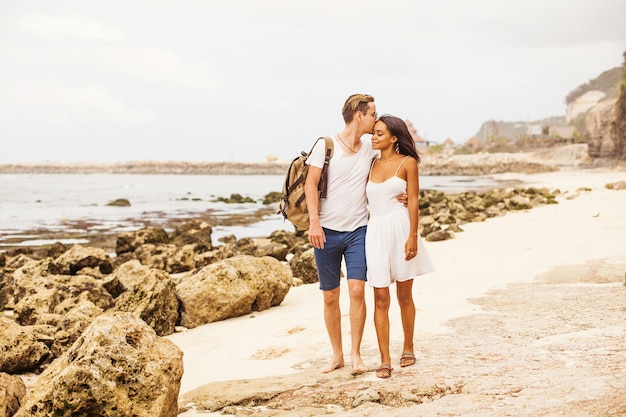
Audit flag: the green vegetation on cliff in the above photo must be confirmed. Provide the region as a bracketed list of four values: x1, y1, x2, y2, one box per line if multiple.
[565, 66, 623, 104]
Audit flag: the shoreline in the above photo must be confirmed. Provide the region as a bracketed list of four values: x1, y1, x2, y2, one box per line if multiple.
[0, 172, 528, 254]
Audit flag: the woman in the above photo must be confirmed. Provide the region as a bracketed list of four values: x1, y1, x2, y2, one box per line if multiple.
[366, 114, 435, 378]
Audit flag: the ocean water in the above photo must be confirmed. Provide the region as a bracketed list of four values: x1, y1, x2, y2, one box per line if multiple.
[0, 174, 507, 247]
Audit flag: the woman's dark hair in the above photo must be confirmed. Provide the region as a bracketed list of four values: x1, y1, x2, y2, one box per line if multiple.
[377, 114, 421, 163]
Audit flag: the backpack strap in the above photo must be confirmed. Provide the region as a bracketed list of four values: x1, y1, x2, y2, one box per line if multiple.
[318, 137, 334, 199]
[286, 137, 326, 193]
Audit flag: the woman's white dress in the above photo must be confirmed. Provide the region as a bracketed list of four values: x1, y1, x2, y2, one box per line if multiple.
[366, 159, 435, 288]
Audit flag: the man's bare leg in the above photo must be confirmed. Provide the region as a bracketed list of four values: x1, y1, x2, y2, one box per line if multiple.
[347, 279, 368, 373]
[321, 287, 344, 373]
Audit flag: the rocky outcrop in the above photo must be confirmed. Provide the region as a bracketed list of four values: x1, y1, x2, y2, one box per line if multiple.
[14, 312, 183, 417]
[176, 255, 293, 328]
[234, 237, 289, 261]
[0, 317, 51, 374]
[606, 181, 626, 190]
[611, 53, 626, 160]
[12, 259, 114, 326]
[131, 243, 200, 274]
[50, 300, 103, 358]
[0, 231, 297, 382]
[0, 221, 306, 416]
[586, 98, 618, 158]
[109, 260, 179, 337]
[116, 227, 170, 255]
[289, 248, 319, 284]
[170, 219, 214, 250]
[418, 187, 558, 242]
[51, 245, 113, 276]
[420, 152, 558, 175]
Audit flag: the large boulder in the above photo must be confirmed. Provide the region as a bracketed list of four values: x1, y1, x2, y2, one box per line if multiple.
[0, 317, 50, 374]
[0, 270, 14, 310]
[268, 229, 308, 254]
[288, 248, 318, 284]
[177, 255, 293, 328]
[51, 245, 113, 275]
[115, 227, 170, 256]
[133, 243, 199, 274]
[12, 268, 114, 326]
[249, 238, 289, 261]
[193, 246, 230, 269]
[0, 254, 33, 272]
[587, 98, 617, 158]
[506, 194, 533, 210]
[14, 312, 183, 417]
[110, 260, 179, 336]
[170, 219, 213, 250]
[51, 300, 104, 358]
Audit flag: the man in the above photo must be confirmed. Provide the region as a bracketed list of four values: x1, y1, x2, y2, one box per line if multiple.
[304, 93, 379, 374]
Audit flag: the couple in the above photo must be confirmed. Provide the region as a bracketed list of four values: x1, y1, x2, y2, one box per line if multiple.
[304, 93, 435, 379]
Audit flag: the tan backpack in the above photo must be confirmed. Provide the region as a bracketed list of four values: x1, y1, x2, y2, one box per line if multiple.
[277, 137, 334, 231]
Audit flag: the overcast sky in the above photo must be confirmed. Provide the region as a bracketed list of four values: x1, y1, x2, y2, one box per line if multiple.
[1, 0, 625, 163]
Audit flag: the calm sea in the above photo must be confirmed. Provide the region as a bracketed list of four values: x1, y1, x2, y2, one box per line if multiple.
[0, 174, 506, 248]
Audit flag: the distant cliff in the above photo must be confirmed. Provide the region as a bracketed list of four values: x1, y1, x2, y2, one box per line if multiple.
[473, 63, 624, 145]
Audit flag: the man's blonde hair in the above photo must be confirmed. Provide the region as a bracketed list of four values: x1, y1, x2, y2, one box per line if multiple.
[342, 94, 374, 123]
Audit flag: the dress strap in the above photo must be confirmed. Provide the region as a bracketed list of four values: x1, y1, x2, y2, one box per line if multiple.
[394, 156, 410, 176]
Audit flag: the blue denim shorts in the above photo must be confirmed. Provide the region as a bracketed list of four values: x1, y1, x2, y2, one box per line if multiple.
[314, 226, 367, 291]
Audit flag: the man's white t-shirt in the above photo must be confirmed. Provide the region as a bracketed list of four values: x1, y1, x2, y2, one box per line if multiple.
[306, 135, 378, 232]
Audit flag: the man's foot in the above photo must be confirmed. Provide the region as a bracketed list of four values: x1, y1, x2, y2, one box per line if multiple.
[321, 358, 344, 373]
[400, 352, 416, 368]
[351, 355, 368, 374]
[375, 364, 392, 379]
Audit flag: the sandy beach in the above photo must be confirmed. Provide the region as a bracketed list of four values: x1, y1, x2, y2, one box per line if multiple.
[167, 168, 626, 416]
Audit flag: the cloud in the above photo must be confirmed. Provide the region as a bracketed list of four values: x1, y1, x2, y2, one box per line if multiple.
[15, 13, 127, 42]
[98, 47, 225, 92]
[0, 0, 624, 163]
[5, 83, 153, 125]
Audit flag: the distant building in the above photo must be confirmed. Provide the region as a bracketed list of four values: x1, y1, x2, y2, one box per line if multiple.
[526, 124, 543, 136]
[404, 119, 427, 148]
[466, 137, 480, 146]
[443, 137, 455, 148]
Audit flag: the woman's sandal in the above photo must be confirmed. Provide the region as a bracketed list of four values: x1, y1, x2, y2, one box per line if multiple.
[375, 364, 392, 379]
[400, 352, 416, 368]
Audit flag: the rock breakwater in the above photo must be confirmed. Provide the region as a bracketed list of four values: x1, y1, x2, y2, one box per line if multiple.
[0, 150, 567, 176]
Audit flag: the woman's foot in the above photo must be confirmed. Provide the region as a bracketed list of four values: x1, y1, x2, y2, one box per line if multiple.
[375, 364, 392, 379]
[400, 352, 416, 367]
